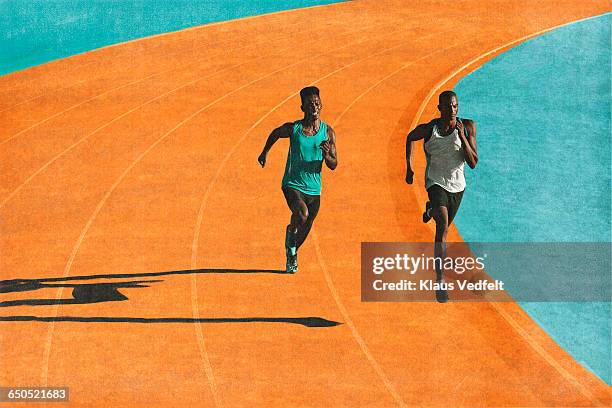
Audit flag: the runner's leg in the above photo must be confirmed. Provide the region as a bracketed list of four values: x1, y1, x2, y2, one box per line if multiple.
[295, 195, 320, 250]
[446, 190, 464, 226]
[427, 185, 451, 302]
[282, 188, 308, 272]
[432, 205, 449, 279]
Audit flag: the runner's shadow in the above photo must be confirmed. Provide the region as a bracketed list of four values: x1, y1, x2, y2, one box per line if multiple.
[0, 280, 160, 307]
[1, 268, 287, 307]
[0, 316, 341, 328]
[0, 268, 340, 327]
[0, 267, 287, 295]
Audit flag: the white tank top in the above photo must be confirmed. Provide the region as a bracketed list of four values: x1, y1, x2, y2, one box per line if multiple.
[424, 121, 466, 193]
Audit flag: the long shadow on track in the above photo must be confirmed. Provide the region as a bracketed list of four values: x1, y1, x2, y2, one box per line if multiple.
[0, 316, 340, 327]
[1, 267, 288, 292]
[0, 268, 341, 327]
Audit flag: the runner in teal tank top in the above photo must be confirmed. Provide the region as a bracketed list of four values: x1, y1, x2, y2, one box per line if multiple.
[281, 120, 328, 195]
[258, 86, 338, 273]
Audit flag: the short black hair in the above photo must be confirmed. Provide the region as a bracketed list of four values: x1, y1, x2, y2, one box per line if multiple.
[439, 90, 457, 104]
[300, 86, 320, 103]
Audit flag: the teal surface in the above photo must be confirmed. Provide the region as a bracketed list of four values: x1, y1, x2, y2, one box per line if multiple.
[0, 0, 344, 76]
[455, 14, 611, 384]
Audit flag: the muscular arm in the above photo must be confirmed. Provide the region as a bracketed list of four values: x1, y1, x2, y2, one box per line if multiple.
[457, 119, 478, 169]
[405, 123, 431, 184]
[321, 126, 337, 170]
[258, 122, 293, 167]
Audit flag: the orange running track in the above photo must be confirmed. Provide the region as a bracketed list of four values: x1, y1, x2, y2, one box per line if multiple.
[1, 1, 610, 406]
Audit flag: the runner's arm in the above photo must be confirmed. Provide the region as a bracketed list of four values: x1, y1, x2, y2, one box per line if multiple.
[258, 122, 293, 167]
[457, 119, 478, 169]
[405, 124, 429, 184]
[321, 126, 337, 170]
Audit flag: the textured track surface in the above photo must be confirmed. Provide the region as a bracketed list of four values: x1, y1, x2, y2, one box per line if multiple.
[1, 1, 610, 406]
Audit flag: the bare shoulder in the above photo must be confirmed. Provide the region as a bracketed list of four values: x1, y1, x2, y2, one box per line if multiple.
[283, 121, 296, 131]
[461, 119, 476, 138]
[410, 121, 434, 140]
[326, 124, 336, 142]
[462, 119, 476, 134]
[423, 120, 437, 131]
[274, 121, 295, 138]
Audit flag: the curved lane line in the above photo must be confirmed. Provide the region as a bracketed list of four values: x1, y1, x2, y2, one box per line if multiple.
[0, 61, 98, 113]
[407, 13, 608, 407]
[1, 19, 393, 211]
[0, 34, 266, 117]
[309, 34, 485, 408]
[187, 26, 485, 408]
[0, 60, 97, 96]
[38, 16, 434, 389]
[0, 1, 351, 98]
[0, 17, 336, 145]
[0, 4, 362, 122]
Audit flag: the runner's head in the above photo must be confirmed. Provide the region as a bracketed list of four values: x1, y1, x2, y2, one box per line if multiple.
[438, 90, 458, 120]
[300, 86, 322, 120]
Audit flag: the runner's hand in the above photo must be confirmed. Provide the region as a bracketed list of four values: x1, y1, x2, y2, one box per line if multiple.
[405, 169, 414, 184]
[258, 151, 267, 167]
[320, 140, 332, 158]
[456, 120, 465, 137]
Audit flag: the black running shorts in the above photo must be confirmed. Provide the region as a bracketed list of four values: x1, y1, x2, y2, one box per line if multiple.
[282, 186, 320, 219]
[427, 184, 464, 224]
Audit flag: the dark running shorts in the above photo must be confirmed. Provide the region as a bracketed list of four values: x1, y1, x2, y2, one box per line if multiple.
[427, 184, 464, 224]
[282, 186, 320, 219]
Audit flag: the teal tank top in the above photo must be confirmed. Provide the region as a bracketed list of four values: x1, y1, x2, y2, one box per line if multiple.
[281, 120, 328, 195]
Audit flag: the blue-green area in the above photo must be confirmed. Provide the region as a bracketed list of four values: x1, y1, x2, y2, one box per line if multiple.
[455, 13, 611, 384]
[0, 0, 344, 76]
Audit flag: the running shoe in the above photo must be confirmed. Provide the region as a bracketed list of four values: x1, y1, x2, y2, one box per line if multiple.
[422, 201, 432, 223]
[286, 249, 298, 274]
[435, 287, 448, 303]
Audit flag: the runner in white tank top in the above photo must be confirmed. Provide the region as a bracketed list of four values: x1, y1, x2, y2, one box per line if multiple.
[424, 120, 467, 193]
[405, 91, 479, 302]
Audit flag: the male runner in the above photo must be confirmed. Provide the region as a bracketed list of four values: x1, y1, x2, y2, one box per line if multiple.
[258, 86, 337, 273]
[405, 90, 478, 302]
